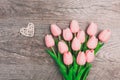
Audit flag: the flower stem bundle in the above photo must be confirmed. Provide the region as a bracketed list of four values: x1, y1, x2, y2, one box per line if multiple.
[45, 20, 111, 80]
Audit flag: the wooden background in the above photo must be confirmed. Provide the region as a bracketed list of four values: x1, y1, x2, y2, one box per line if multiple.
[0, 0, 120, 80]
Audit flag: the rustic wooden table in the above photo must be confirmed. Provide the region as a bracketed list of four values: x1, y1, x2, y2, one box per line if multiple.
[0, 0, 120, 80]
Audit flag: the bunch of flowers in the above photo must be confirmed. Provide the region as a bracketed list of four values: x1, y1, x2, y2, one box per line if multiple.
[44, 20, 111, 80]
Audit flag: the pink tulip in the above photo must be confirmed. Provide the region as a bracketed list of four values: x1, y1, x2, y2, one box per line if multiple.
[63, 28, 73, 41]
[45, 34, 55, 48]
[72, 37, 81, 51]
[98, 29, 111, 42]
[87, 22, 97, 36]
[58, 41, 68, 54]
[87, 36, 98, 49]
[70, 20, 80, 33]
[63, 51, 73, 65]
[51, 24, 61, 37]
[77, 30, 85, 43]
[86, 50, 95, 63]
[77, 51, 86, 65]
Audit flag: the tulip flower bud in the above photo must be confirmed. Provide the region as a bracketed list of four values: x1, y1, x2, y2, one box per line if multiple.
[45, 34, 55, 48]
[51, 24, 61, 37]
[70, 20, 80, 33]
[87, 22, 97, 36]
[63, 51, 73, 65]
[58, 41, 68, 54]
[77, 30, 85, 43]
[86, 50, 95, 63]
[63, 28, 73, 41]
[87, 36, 98, 49]
[77, 51, 86, 65]
[98, 29, 111, 42]
[72, 37, 81, 51]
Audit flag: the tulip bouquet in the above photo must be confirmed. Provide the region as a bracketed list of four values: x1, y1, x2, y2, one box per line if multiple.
[45, 20, 111, 80]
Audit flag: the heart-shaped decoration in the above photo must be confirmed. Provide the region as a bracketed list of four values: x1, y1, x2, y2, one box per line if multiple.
[20, 23, 34, 37]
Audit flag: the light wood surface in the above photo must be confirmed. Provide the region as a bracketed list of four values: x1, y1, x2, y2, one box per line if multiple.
[0, 0, 120, 80]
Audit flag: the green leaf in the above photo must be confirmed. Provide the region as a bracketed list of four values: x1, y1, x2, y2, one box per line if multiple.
[45, 49, 57, 60]
[72, 56, 79, 79]
[68, 66, 73, 80]
[58, 52, 62, 62]
[45, 49, 68, 80]
[75, 63, 92, 80]
[81, 63, 92, 80]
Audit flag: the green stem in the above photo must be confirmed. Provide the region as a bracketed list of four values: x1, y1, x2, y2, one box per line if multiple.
[68, 41, 71, 52]
[68, 41, 70, 47]
[79, 43, 83, 51]
[58, 35, 61, 40]
[51, 47, 57, 57]
[74, 51, 78, 57]
[74, 33, 76, 37]
[67, 65, 70, 74]
[94, 41, 104, 55]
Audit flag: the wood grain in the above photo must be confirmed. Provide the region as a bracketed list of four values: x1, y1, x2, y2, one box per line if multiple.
[0, 0, 120, 80]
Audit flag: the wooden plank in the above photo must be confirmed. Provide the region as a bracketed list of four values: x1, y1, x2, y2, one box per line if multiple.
[0, 0, 120, 80]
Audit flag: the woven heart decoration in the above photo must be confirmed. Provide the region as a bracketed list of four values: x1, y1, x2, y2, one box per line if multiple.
[20, 23, 34, 37]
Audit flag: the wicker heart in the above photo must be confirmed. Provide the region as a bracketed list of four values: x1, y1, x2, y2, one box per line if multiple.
[20, 23, 34, 37]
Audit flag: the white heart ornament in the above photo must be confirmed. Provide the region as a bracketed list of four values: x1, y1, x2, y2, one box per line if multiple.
[20, 23, 34, 37]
